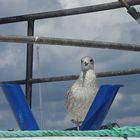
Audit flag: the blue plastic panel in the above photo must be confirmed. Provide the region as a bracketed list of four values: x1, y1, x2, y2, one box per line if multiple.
[80, 85, 122, 130]
[1, 84, 39, 130]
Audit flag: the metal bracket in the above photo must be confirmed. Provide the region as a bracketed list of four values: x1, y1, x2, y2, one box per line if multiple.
[119, 0, 140, 24]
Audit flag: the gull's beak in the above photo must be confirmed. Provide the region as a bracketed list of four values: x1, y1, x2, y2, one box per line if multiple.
[84, 62, 88, 66]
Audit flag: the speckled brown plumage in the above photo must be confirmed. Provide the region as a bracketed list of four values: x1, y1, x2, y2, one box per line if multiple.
[66, 56, 98, 130]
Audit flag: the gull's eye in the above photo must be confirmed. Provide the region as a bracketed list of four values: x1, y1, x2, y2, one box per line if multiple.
[90, 59, 93, 63]
[81, 59, 84, 63]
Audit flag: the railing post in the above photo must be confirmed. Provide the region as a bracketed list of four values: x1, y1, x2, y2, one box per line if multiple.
[26, 20, 34, 108]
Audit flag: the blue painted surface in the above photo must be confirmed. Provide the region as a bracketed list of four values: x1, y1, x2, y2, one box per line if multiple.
[1, 84, 39, 130]
[80, 85, 123, 130]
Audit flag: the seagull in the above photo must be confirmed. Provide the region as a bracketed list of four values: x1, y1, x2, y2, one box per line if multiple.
[66, 56, 98, 130]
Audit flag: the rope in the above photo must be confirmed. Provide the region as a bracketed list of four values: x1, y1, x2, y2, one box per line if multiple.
[0, 126, 140, 138]
[36, 46, 44, 129]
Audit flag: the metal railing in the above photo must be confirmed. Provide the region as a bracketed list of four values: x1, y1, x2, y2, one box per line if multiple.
[0, 35, 140, 52]
[1, 68, 140, 85]
[0, 0, 140, 107]
[0, 0, 140, 24]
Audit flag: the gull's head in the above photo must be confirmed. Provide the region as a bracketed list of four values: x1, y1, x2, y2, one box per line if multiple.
[81, 56, 94, 72]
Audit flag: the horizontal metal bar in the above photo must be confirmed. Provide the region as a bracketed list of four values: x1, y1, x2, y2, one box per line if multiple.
[31, 75, 79, 84]
[31, 68, 140, 83]
[1, 79, 26, 84]
[1, 68, 140, 84]
[0, 35, 140, 52]
[96, 68, 140, 77]
[0, 0, 140, 24]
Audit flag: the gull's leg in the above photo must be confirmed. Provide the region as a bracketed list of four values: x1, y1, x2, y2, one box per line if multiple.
[76, 122, 80, 131]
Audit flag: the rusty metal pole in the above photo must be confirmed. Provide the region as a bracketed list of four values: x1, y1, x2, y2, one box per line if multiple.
[119, 0, 140, 24]
[119, 0, 130, 9]
[26, 20, 34, 108]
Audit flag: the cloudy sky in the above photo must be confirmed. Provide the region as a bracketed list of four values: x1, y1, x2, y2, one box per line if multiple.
[0, 0, 140, 130]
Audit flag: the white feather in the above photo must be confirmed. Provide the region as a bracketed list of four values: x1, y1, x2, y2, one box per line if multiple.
[66, 56, 98, 125]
